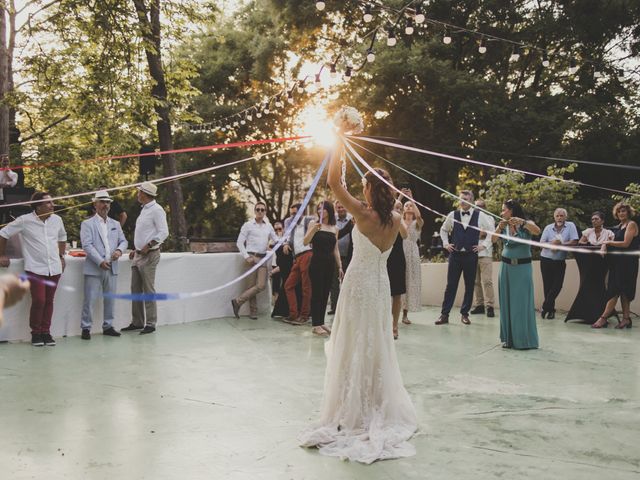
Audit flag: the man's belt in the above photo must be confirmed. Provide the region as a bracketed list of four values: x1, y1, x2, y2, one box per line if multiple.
[294, 250, 312, 259]
[501, 256, 532, 265]
[247, 251, 267, 258]
[135, 247, 160, 254]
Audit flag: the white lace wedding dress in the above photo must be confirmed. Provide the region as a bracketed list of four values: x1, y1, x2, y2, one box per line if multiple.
[299, 226, 418, 464]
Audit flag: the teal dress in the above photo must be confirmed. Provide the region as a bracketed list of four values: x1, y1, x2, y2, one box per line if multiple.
[498, 227, 539, 349]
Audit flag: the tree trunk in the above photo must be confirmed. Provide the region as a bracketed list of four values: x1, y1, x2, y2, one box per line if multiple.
[0, 2, 9, 159]
[131, 0, 187, 251]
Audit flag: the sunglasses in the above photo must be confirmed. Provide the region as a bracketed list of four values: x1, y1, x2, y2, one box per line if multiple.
[255, 208, 266, 212]
[275, 227, 283, 231]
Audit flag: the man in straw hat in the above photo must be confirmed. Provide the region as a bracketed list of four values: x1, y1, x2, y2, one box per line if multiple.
[121, 181, 168, 335]
[79, 190, 128, 340]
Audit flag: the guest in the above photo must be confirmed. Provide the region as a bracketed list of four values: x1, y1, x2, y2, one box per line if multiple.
[84, 185, 128, 228]
[470, 198, 496, 318]
[388, 200, 408, 339]
[401, 201, 423, 325]
[492, 199, 541, 349]
[0, 191, 67, 346]
[122, 182, 169, 335]
[437, 190, 493, 326]
[539, 208, 579, 319]
[231, 202, 279, 320]
[329, 200, 352, 313]
[272, 204, 300, 318]
[592, 203, 639, 329]
[0, 155, 18, 225]
[283, 208, 314, 325]
[0, 274, 30, 326]
[79, 190, 128, 340]
[270, 221, 285, 305]
[579, 211, 614, 246]
[304, 201, 342, 337]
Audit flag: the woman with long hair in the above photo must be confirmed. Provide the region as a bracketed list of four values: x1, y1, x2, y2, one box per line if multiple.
[299, 144, 417, 463]
[401, 201, 424, 325]
[303, 201, 342, 337]
[492, 199, 541, 349]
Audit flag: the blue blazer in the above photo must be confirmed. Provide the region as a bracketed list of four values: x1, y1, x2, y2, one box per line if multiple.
[80, 215, 128, 276]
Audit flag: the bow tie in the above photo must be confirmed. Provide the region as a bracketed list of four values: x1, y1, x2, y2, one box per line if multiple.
[461, 211, 470, 216]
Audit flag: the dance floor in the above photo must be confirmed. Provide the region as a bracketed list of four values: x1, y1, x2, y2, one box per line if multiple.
[0, 306, 638, 479]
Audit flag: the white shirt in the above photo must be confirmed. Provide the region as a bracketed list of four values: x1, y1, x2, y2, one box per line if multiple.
[0, 169, 18, 201]
[96, 214, 111, 260]
[236, 218, 279, 259]
[0, 212, 67, 275]
[440, 208, 494, 253]
[134, 200, 169, 250]
[293, 223, 312, 255]
[581, 227, 614, 246]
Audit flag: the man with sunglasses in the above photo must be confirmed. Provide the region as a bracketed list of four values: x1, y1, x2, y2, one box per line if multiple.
[232, 202, 279, 320]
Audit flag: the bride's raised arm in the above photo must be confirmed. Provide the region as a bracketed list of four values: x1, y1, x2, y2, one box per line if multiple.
[327, 141, 368, 223]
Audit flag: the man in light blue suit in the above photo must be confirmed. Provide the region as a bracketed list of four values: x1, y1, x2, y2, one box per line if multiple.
[80, 190, 128, 340]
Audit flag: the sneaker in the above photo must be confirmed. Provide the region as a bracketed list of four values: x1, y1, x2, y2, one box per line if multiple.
[102, 327, 121, 337]
[486, 307, 495, 318]
[139, 326, 156, 335]
[470, 306, 485, 315]
[81, 329, 91, 340]
[121, 324, 143, 331]
[31, 333, 44, 347]
[43, 333, 56, 346]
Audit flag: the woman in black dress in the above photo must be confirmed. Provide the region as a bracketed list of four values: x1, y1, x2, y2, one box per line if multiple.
[387, 200, 408, 339]
[303, 201, 342, 337]
[592, 203, 639, 329]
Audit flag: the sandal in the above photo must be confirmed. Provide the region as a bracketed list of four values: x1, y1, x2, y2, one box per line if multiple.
[591, 316, 608, 329]
[615, 317, 633, 329]
[393, 327, 399, 340]
[402, 317, 411, 325]
[312, 326, 329, 337]
[320, 325, 332, 334]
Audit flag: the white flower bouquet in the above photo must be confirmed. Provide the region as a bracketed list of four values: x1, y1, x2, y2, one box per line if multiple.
[333, 106, 364, 135]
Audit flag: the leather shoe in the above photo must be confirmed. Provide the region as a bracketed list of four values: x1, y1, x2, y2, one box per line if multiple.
[470, 306, 485, 315]
[486, 307, 495, 318]
[461, 314, 471, 325]
[540, 310, 547, 319]
[139, 326, 156, 335]
[121, 324, 143, 331]
[231, 299, 240, 319]
[546, 311, 555, 320]
[81, 329, 91, 340]
[103, 327, 121, 337]
[327, 310, 336, 315]
[435, 314, 449, 325]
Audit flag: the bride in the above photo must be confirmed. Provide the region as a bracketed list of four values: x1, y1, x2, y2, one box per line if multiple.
[299, 141, 418, 464]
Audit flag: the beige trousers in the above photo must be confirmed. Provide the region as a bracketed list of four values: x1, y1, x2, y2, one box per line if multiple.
[235, 256, 268, 316]
[131, 249, 160, 327]
[473, 256, 494, 308]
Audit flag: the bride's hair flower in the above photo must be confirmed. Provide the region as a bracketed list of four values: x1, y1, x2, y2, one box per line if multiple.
[333, 107, 364, 135]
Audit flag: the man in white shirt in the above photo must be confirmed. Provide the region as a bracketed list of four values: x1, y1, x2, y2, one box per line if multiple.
[231, 202, 279, 320]
[437, 190, 494, 326]
[79, 190, 128, 340]
[122, 182, 169, 335]
[0, 191, 67, 346]
[0, 155, 18, 202]
[470, 199, 496, 318]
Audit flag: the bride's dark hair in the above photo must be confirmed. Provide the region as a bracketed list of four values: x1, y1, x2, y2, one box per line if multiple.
[364, 168, 395, 227]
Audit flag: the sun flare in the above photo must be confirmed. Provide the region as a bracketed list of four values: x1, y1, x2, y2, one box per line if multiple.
[297, 105, 337, 147]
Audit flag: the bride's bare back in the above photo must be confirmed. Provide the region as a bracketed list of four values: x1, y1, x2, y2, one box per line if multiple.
[327, 145, 400, 252]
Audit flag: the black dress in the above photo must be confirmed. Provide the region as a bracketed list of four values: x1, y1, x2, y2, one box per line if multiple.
[271, 243, 294, 318]
[606, 225, 640, 301]
[565, 247, 609, 324]
[387, 234, 407, 296]
[309, 230, 337, 327]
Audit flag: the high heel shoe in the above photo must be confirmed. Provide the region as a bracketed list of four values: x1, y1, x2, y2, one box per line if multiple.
[615, 317, 633, 329]
[591, 316, 608, 329]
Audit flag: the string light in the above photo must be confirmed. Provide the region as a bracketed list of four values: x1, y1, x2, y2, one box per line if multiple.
[363, 4, 373, 23]
[618, 69, 626, 82]
[344, 65, 353, 81]
[387, 28, 397, 46]
[542, 51, 550, 68]
[443, 28, 452, 45]
[509, 46, 520, 62]
[414, 5, 425, 24]
[297, 79, 305, 93]
[287, 90, 294, 104]
[330, 63, 337, 77]
[315, 1, 325, 11]
[478, 37, 487, 54]
[366, 48, 375, 63]
[263, 102, 270, 114]
[405, 18, 414, 35]
[569, 58, 579, 75]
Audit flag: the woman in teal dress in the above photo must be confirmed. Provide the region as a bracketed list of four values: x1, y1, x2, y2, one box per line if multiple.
[492, 200, 541, 349]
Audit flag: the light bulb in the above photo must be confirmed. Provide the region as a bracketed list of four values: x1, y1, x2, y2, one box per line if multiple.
[363, 4, 373, 23]
[443, 30, 452, 44]
[405, 19, 414, 35]
[344, 66, 352, 81]
[617, 69, 625, 82]
[330, 64, 337, 78]
[315, 1, 325, 11]
[594, 70, 602, 79]
[263, 103, 270, 114]
[256, 111, 262, 118]
[478, 38, 486, 54]
[415, 5, 425, 24]
[247, 114, 252, 121]
[387, 30, 397, 46]
[542, 52, 550, 68]
[509, 47, 520, 62]
[366, 49, 375, 63]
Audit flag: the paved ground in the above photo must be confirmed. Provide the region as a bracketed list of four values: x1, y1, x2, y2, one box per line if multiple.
[0, 306, 638, 479]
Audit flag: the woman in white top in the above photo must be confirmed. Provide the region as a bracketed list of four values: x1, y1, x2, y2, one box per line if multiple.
[401, 201, 424, 324]
[579, 211, 614, 246]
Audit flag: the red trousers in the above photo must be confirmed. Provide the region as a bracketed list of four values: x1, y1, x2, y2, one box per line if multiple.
[27, 271, 61, 334]
[285, 251, 312, 319]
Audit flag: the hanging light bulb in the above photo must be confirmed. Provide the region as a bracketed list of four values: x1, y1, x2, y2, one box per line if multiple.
[405, 18, 414, 35]
[363, 4, 373, 23]
[233, 120, 239, 127]
[542, 51, 550, 68]
[443, 28, 452, 45]
[509, 46, 520, 62]
[297, 79, 305, 93]
[315, 73, 322, 84]
[256, 111, 262, 119]
[246, 112, 253, 122]
[366, 48, 375, 63]
[415, 5, 425, 24]
[315, 1, 325, 11]
[240, 117, 246, 125]
[478, 37, 487, 54]
[274, 94, 283, 108]
[263, 102, 270, 114]
[387, 29, 397, 47]
[330, 63, 337, 78]
[344, 65, 353, 81]
[287, 90, 294, 104]
[568, 57, 578, 75]
[226, 124, 231, 130]
[617, 69, 626, 82]
[594, 69, 602, 79]
[221, 126, 227, 132]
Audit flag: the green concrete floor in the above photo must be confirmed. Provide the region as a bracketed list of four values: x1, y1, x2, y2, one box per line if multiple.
[0, 307, 638, 480]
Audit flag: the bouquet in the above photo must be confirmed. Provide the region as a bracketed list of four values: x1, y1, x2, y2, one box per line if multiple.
[333, 106, 364, 135]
